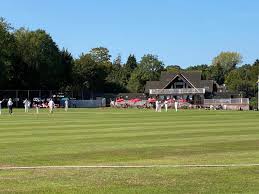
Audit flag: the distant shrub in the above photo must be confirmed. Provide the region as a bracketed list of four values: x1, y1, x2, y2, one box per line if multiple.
[249, 97, 258, 110]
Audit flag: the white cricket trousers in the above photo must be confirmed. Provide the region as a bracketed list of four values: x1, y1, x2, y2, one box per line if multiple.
[165, 104, 168, 112]
[175, 102, 178, 112]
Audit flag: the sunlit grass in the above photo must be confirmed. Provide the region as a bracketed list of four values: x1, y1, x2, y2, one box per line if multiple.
[0, 108, 259, 193]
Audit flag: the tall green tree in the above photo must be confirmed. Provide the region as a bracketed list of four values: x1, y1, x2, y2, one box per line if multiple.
[137, 54, 164, 81]
[125, 54, 137, 71]
[14, 28, 63, 89]
[113, 54, 122, 68]
[73, 53, 107, 96]
[185, 64, 210, 79]
[251, 60, 259, 81]
[166, 65, 182, 73]
[60, 49, 74, 88]
[123, 54, 138, 83]
[212, 52, 242, 74]
[105, 55, 128, 93]
[89, 47, 112, 77]
[126, 71, 144, 93]
[127, 54, 164, 92]
[209, 63, 225, 85]
[0, 17, 16, 89]
[225, 64, 257, 98]
[89, 47, 111, 64]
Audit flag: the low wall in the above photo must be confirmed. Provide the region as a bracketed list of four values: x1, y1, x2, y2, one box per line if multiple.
[204, 98, 250, 110]
[69, 99, 106, 108]
[223, 104, 249, 111]
[204, 98, 249, 105]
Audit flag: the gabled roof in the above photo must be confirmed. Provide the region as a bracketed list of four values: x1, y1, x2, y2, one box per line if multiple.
[200, 80, 214, 93]
[144, 71, 218, 94]
[145, 81, 168, 93]
[162, 74, 196, 89]
[160, 71, 202, 88]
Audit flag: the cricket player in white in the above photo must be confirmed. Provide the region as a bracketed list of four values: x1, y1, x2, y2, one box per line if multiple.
[110, 100, 115, 107]
[164, 99, 168, 112]
[0, 100, 2, 115]
[35, 101, 39, 114]
[64, 99, 68, 112]
[155, 100, 159, 112]
[158, 101, 162, 112]
[48, 99, 55, 114]
[7, 98, 13, 115]
[23, 99, 29, 113]
[36, 105, 39, 114]
[28, 101, 31, 111]
[174, 100, 178, 112]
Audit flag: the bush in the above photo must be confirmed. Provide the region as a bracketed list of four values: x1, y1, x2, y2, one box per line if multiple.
[249, 97, 258, 110]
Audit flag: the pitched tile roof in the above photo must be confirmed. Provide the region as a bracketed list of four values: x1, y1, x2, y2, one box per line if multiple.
[200, 80, 214, 93]
[145, 71, 216, 93]
[145, 81, 168, 93]
[160, 71, 202, 87]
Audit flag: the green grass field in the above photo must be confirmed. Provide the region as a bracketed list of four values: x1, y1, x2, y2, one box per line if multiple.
[0, 108, 259, 193]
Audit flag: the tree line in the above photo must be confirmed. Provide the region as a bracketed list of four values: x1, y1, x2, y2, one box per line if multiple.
[0, 17, 258, 100]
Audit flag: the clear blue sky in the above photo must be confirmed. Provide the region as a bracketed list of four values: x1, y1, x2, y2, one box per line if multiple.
[1, 0, 259, 67]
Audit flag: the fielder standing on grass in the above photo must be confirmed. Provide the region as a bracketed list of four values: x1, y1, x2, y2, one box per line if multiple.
[35, 100, 39, 114]
[65, 99, 68, 112]
[7, 98, 13, 115]
[23, 99, 29, 113]
[164, 98, 168, 112]
[48, 99, 55, 114]
[155, 99, 159, 112]
[0, 99, 3, 115]
[158, 100, 162, 112]
[174, 99, 178, 112]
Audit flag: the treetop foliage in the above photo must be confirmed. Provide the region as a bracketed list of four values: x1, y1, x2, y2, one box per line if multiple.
[0, 18, 258, 99]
